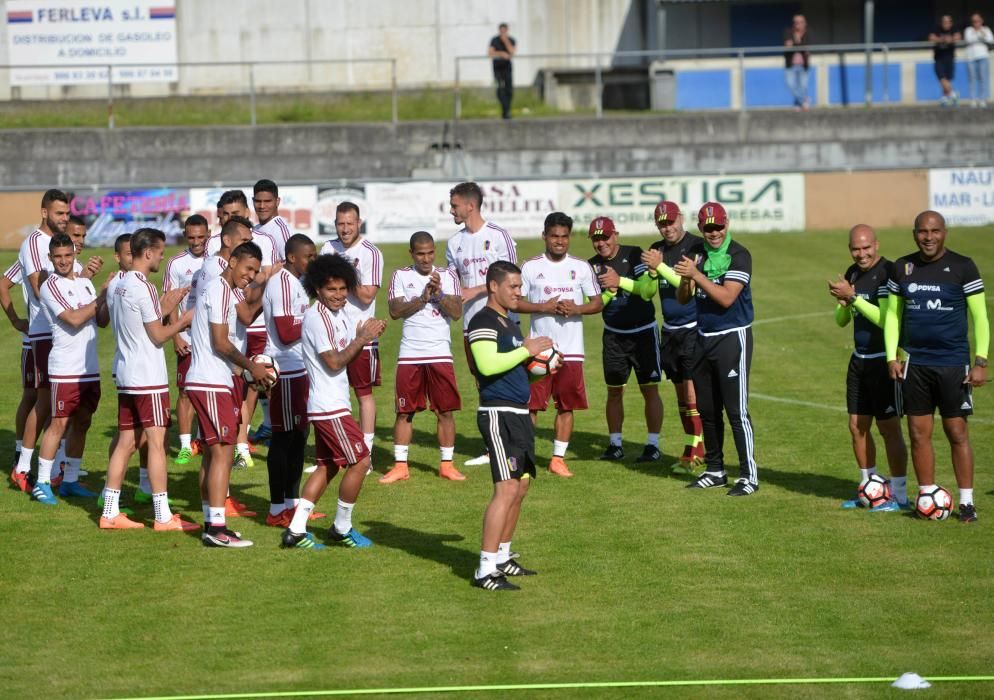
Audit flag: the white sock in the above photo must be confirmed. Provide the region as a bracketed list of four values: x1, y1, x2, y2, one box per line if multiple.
[496, 541, 512, 565]
[891, 476, 908, 503]
[15, 439, 22, 452]
[646, 433, 659, 448]
[289, 498, 314, 534]
[152, 492, 173, 523]
[179, 434, 192, 450]
[960, 488, 974, 506]
[208, 506, 226, 529]
[37, 457, 54, 484]
[394, 445, 409, 462]
[334, 499, 355, 535]
[919, 484, 936, 492]
[476, 551, 498, 579]
[270, 503, 284, 516]
[237, 442, 250, 457]
[440, 446, 454, 461]
[284, 497, 299, 510]
[552, 440, 568, 458]
[260, 398, 271, 427]
[64, 457, 81, 483]
[138, 467, 151, 493]
[102, 488, 121, 519]
[363, 433, 374, 453]
[16, 447, 33, 474]
[201, 500, 210, 522]
[858, 468, 871, 482]
[609, 433, 622, 447]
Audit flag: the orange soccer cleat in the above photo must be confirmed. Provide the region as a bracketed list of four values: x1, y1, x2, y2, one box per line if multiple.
[438, 461, 466, 481]
[99, 513, 145, 529]
[265, 509, 292, 527]
[153, 514, 200, 532]
[225, 497, 257, 518]
[378, 462, 410, 484]
[548, 456, 574, 478]
[9, 469, 30, 493]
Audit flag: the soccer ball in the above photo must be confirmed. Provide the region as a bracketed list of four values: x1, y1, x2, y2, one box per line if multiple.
[242, 354, 280, 391]
[526, 346, 563, 377]
[915, 485, 953, 521]
[857, 474, 891, 508]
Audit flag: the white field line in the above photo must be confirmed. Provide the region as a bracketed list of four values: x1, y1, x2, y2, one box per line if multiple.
[752, 392, 993, 425]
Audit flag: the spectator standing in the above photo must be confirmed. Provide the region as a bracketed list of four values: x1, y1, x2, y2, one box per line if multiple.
[488, 23, 516, 119]
[930, 15, 961, 106]
[964, 13, 993, 107]
[783, 14, 812, 111]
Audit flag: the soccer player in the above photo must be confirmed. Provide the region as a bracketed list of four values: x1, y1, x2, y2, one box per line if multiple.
[163, 214, 209, 465]
[379, 231, 465, 484]
[2, 261, 36, 489]
[319, 202, 384, 461]
[828, 225, 909, 510]
[445, 181, 517, 466]
[675, 202, 759, 496]
[885, 211, 989, 522]
[253, 178, 293, 248]
[15, 189, 71, 486]
[587, 216, 663, 462]
[516, 212, 602, 478]
[468, 261, 552, 590]
[641, 202, 706, 473]
[102, 228, 198, 531]
[67, 214, 104, 281]
[188, 242, 272, 547]
[31, 234, 107, 504]
[262, 234, 316, 525]
[280, 254, 387, 550]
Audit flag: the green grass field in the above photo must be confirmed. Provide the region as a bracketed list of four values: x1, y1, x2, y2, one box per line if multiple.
[0, 227, 992, 700]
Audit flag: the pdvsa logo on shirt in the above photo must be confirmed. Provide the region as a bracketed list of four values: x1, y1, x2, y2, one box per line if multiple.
[908, 283, 940, 293]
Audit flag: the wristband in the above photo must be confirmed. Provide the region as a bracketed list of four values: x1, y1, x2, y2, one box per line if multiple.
[976, 357, 988, 368]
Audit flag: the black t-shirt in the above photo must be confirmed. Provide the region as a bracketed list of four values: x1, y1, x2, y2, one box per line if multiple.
[490, 35, 515, 72]
[933, 26, 957, 61]
[685, 240, 754, 333]
[650, 232, 701, 329]
[845, 257, 893, 356]
[888, 249, 984, 367]
[589, 244, 656, 333]
[467, 306, 530, 407]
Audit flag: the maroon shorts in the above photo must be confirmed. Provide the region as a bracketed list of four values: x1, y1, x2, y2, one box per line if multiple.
[51, 381, 101, 418]
[313, 415, 369, 471]
[21, 345, 35, 390]
[187, 387, 241, 446]
[395, 362, 461, 414]
[117, 392, 171, 430]
[246, 332, 268, 358]
[271, 373, 309, 433]
[346, 347, 381, 397]
[528, 361, 588, 412]
[175, 351, 192, 391]
[232, 374, 249, 404]
[32, 338, 52, 388]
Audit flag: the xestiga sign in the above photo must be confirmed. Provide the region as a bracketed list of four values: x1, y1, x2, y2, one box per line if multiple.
[562, 174, 806, 233]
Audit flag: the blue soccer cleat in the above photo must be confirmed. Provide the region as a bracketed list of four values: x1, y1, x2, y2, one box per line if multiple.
[280, 530, 326, 550]
[59, 481, 97, 498]
[329, 527, 373, 548]
[870, 499, 901, 513]
[31, 482, 58, 506]
[840, 493, 864, 509]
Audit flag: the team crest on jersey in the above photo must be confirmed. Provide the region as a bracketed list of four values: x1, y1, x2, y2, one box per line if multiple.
[463, 258, 470, 267]
[484, 240, 491, 251]
[905, 262, 914, 275]
[570, 270, 576, 280]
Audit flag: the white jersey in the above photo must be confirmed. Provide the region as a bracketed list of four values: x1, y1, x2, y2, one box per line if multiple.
[39, 273, 100, 383]
[255, 216, 293, 252]
[319, 237, 383, 348]
[109, 271, 168, 394]
[206, 229, 280, 267]
[445, 220, 516, 331]
[302, 303, 352, 420]
[106, 270, 127, 378]
[520, 254, 600, 361]
[18, 228, 54, 341]
[187, 254, 228, 312]
[388, 265, 461, 363]
[186, 275, 239, 392]
[263, 268, 309, 376]
[4, 262, 29, 349]
[163, 248, 206, 344]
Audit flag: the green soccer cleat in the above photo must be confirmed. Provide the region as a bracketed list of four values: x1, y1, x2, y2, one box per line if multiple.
[134, 489, 153, 504]
[174, 447, 194, 465]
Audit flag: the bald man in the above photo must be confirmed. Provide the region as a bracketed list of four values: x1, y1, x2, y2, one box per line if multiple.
[884, 211, 989, 523]
[828, 225, 908, 510]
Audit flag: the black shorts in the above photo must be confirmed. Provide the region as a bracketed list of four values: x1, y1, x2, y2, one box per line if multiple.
[901, 363, 973, 418]
[602, 327, 661, 386]
[660, 326, 697, 383]
[846, 355, 901, 420]
[477, 408, 536, 483]
[934, 56, 955, 81]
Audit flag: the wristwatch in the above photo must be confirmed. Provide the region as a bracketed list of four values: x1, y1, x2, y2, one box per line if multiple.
[975, 357, 988, 368]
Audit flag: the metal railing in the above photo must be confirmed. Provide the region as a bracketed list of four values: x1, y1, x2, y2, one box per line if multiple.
[452, 40, 956, 120]
[1, 58, 398, 128]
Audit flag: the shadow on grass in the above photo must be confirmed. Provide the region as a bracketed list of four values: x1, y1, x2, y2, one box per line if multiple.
[362, 520, 472, 579]
[760, 465, 856, 501]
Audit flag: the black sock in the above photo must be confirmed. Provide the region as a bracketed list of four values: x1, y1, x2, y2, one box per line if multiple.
[267, 431, 290, 506]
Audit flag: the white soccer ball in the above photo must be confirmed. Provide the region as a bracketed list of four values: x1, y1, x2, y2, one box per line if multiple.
[242, 354, 280, 391]
[526, 346, 563, 377]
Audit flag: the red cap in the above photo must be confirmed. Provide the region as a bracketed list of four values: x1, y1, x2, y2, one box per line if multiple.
[588, 216, 618, 238]
[697, 202, 728, 227]
[654, 201, 681, 224]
